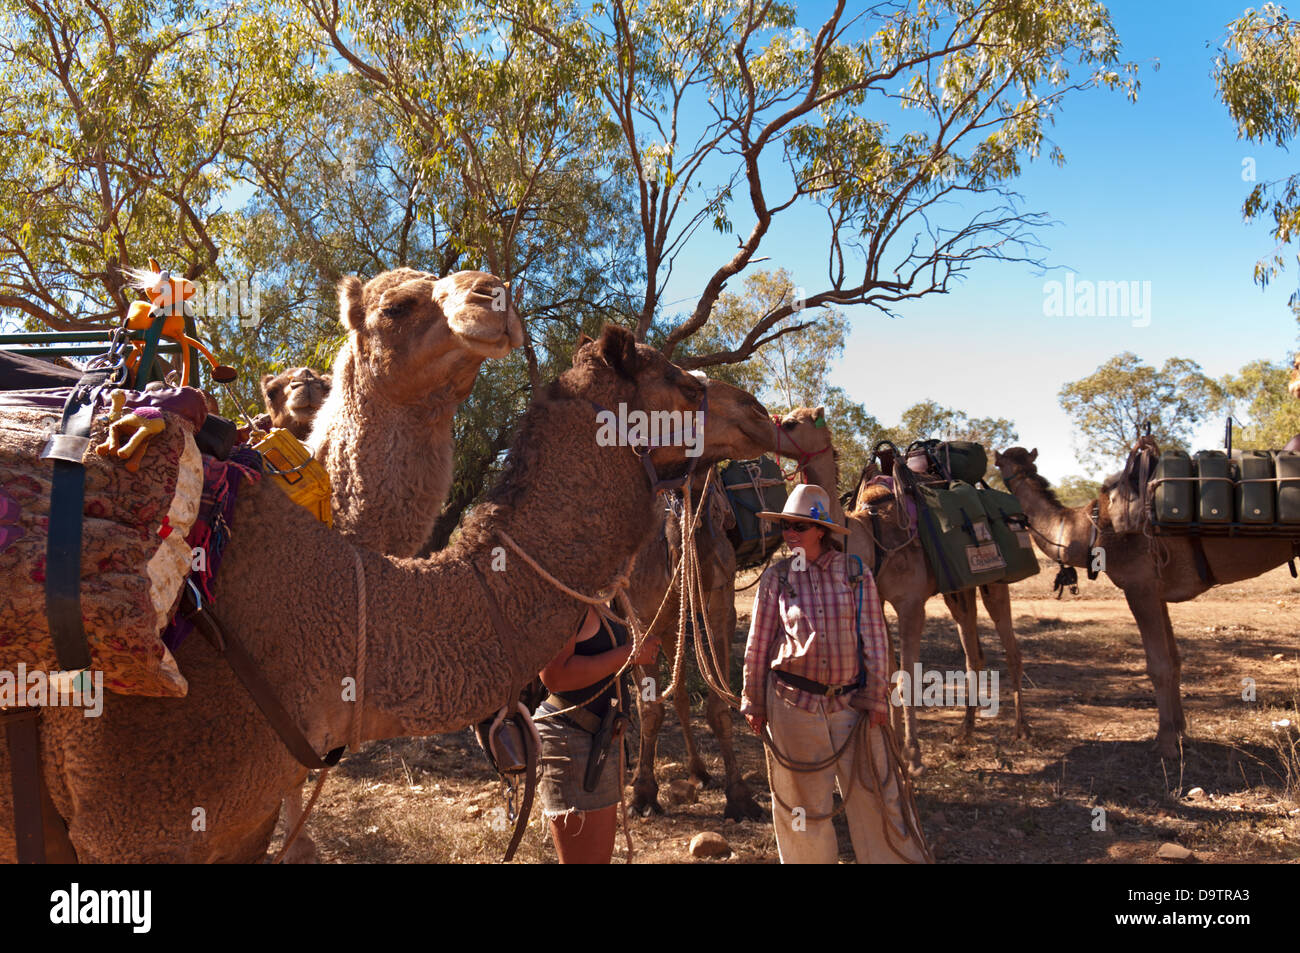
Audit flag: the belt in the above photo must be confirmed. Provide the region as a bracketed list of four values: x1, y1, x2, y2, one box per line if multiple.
[773, 669, 862, 698]
[543, 693, 602, 734]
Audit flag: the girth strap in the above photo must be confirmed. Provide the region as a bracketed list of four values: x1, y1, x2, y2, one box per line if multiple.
[42, 370, 119, 671]
[2, 706, 44, 863]
[180, 583, 344, 770]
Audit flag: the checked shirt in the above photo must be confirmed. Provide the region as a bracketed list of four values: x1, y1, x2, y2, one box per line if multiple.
[741, 548, 891, 720]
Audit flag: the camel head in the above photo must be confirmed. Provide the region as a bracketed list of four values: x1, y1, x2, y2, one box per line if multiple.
[568, 325, 774, 474]
[993, 446, 1040, 484]
[260, 366, 331, 440]
[1289, 352, 1300, 400]
[336, 267, 524, 404]
[773, 405, 832, 461]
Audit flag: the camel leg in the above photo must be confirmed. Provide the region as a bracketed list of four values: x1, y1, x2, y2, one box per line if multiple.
[980, 583, 1029, 738]
[1123, 590, 1182, 757]
[942, 588, 983, 742]
[892, 595, 928, 773]
[1161, 601, 1186, 734]
[676, 658, 710, 787]
[702, 597, 763, 821]
[277, 786, 317, 864]
[631, 659, 666, 816]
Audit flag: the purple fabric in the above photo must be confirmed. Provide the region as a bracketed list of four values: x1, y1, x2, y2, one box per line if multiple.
[0, 385, 207, 431]
[863, 475, 918, 525]
[160, 444, 263, 651]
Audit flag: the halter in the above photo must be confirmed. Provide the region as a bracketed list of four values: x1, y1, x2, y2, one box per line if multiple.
[590, 388, 710, 496]
[771, 414, 832, 483]
[1004, 466, 1100, 578]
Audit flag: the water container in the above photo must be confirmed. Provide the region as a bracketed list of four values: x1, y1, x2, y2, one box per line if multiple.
[1194, 450, 1232, 524]
[1236, 450, 1275, 524]
[1274, 450, 1300, 523]
[1152, 450, 1192, 523]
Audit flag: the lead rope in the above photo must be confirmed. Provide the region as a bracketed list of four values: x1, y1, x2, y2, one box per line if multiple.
[273, 546, 367, 863]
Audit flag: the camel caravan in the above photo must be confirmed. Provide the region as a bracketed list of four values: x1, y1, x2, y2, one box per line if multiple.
[3, 258, 1300, 864]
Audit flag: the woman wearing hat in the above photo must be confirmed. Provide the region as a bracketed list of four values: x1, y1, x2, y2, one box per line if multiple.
[741, 483, 929, 863]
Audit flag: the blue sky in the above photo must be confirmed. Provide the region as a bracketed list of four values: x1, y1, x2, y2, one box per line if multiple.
[660, 1, 1299, 481]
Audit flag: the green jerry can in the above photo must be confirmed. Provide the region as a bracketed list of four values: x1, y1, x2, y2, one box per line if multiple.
[913, 481, 1008, 593]
[1274, 450, 1300, 523]
[977, 485, 1041, 583]
[1194, 450, 1232, 524]
[1236, 450, 1275, 524]
[1152, 450, 1193, 523]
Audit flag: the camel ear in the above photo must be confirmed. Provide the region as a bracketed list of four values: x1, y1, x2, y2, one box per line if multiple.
[1029, 448, 1039, 462]
[572, 333, 595, 367]
[337, 276, 365, 332]
[596, 324, 640, 379]
[993, 450, 1003, 466]
[814, 406, 825, 428]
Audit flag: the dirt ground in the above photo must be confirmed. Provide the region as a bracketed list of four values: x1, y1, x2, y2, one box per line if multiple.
[280, 557, 1300, 864]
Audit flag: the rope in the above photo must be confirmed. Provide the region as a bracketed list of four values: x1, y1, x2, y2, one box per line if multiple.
[761, 713, 932, 862]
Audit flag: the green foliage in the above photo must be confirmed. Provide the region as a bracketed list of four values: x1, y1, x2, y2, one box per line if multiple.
[1217, 357, 1300, 450]
[1058, 352, 1222, 469]
[1214, 3, 1300, 316]
[1054, 473, 1101, 507]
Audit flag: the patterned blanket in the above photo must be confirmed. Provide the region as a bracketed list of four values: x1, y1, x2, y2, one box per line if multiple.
[0, 386, 205, 697]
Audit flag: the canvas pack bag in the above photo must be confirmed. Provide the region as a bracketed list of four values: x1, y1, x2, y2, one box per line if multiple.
[976, 485, 1041, 584]
[905, 440, 988, 485]
[721, 456, 787, 569]
[912, 479, 1009, 593]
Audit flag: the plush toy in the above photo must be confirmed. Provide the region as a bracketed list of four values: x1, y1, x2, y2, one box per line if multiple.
[96, 405, 166, 472]
[124, 257, 224, 386]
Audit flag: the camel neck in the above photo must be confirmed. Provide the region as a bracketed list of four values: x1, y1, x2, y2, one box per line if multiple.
[354, 393, 662, 737]
[1005, 469, 1090, 566]
[801, 451, 843, 527]
[311, 352, 459, 557]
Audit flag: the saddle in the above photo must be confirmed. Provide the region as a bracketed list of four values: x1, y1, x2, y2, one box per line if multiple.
[1101, 434, 1159, 534]
[0, 385, 209, 697]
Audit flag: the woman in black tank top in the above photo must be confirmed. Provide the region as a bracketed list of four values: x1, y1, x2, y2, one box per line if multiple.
[537, 606, 660, 863]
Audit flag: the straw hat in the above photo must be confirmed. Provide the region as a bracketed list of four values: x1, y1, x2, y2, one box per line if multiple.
[757, 483, 849, 535]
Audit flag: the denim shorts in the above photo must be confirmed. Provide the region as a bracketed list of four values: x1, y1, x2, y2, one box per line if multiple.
[534, 703, 621, 817]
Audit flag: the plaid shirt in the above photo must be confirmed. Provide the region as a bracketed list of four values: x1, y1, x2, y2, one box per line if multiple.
[741, 549, 891, 719]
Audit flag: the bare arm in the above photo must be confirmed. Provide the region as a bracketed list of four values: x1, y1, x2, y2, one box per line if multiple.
[539, 607, 660, 693]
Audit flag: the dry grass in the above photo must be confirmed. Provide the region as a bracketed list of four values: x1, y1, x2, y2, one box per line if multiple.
[279, 557, 1300, 864]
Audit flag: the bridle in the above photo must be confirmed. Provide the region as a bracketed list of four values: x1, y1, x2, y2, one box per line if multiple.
[771, 414, 832, 483]
[590, 387, 711, 496]
[1003, 465, 1100, 576]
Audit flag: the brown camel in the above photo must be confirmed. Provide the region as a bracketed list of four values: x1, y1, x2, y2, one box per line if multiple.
[627, 476, 767, 820]
[277, 270, 521, 859]
[258, 367, 332, 440]
[772, 407, 1029, 771]
[309, 268, 525, 558]
[994, 446, 1298, 757]
[0, 326, 774, 862]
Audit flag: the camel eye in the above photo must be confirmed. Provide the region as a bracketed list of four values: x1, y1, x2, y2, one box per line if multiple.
[782, 419, 797, 430]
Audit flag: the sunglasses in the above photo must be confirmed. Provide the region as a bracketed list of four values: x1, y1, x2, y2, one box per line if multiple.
[782, 521, 816, 533]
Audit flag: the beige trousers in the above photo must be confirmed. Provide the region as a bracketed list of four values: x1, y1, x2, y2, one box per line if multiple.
[765, 682, 929, 864]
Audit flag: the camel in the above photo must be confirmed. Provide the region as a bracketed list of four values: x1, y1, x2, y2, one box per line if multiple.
[0, 325, 774, 862]
[270, 270, 521, 859]
[772, 407, 1028, 771]
[308, 268, 525, 558]
[257, 367, 332, 440]
[626, 478, 765, 820]
[994, 446, 1298, 757]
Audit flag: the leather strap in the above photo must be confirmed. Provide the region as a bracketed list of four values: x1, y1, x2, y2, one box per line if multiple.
[2, 706, 44, 863]
[469, 563, 540, 863]
[773, 669, 862, 698]
[503, 722, 537, 863]
[1188, 535, 1215, 586]
[181, 584, 344, 770]
[542, 694, 601, 733]
[42, 372, 117, 671]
